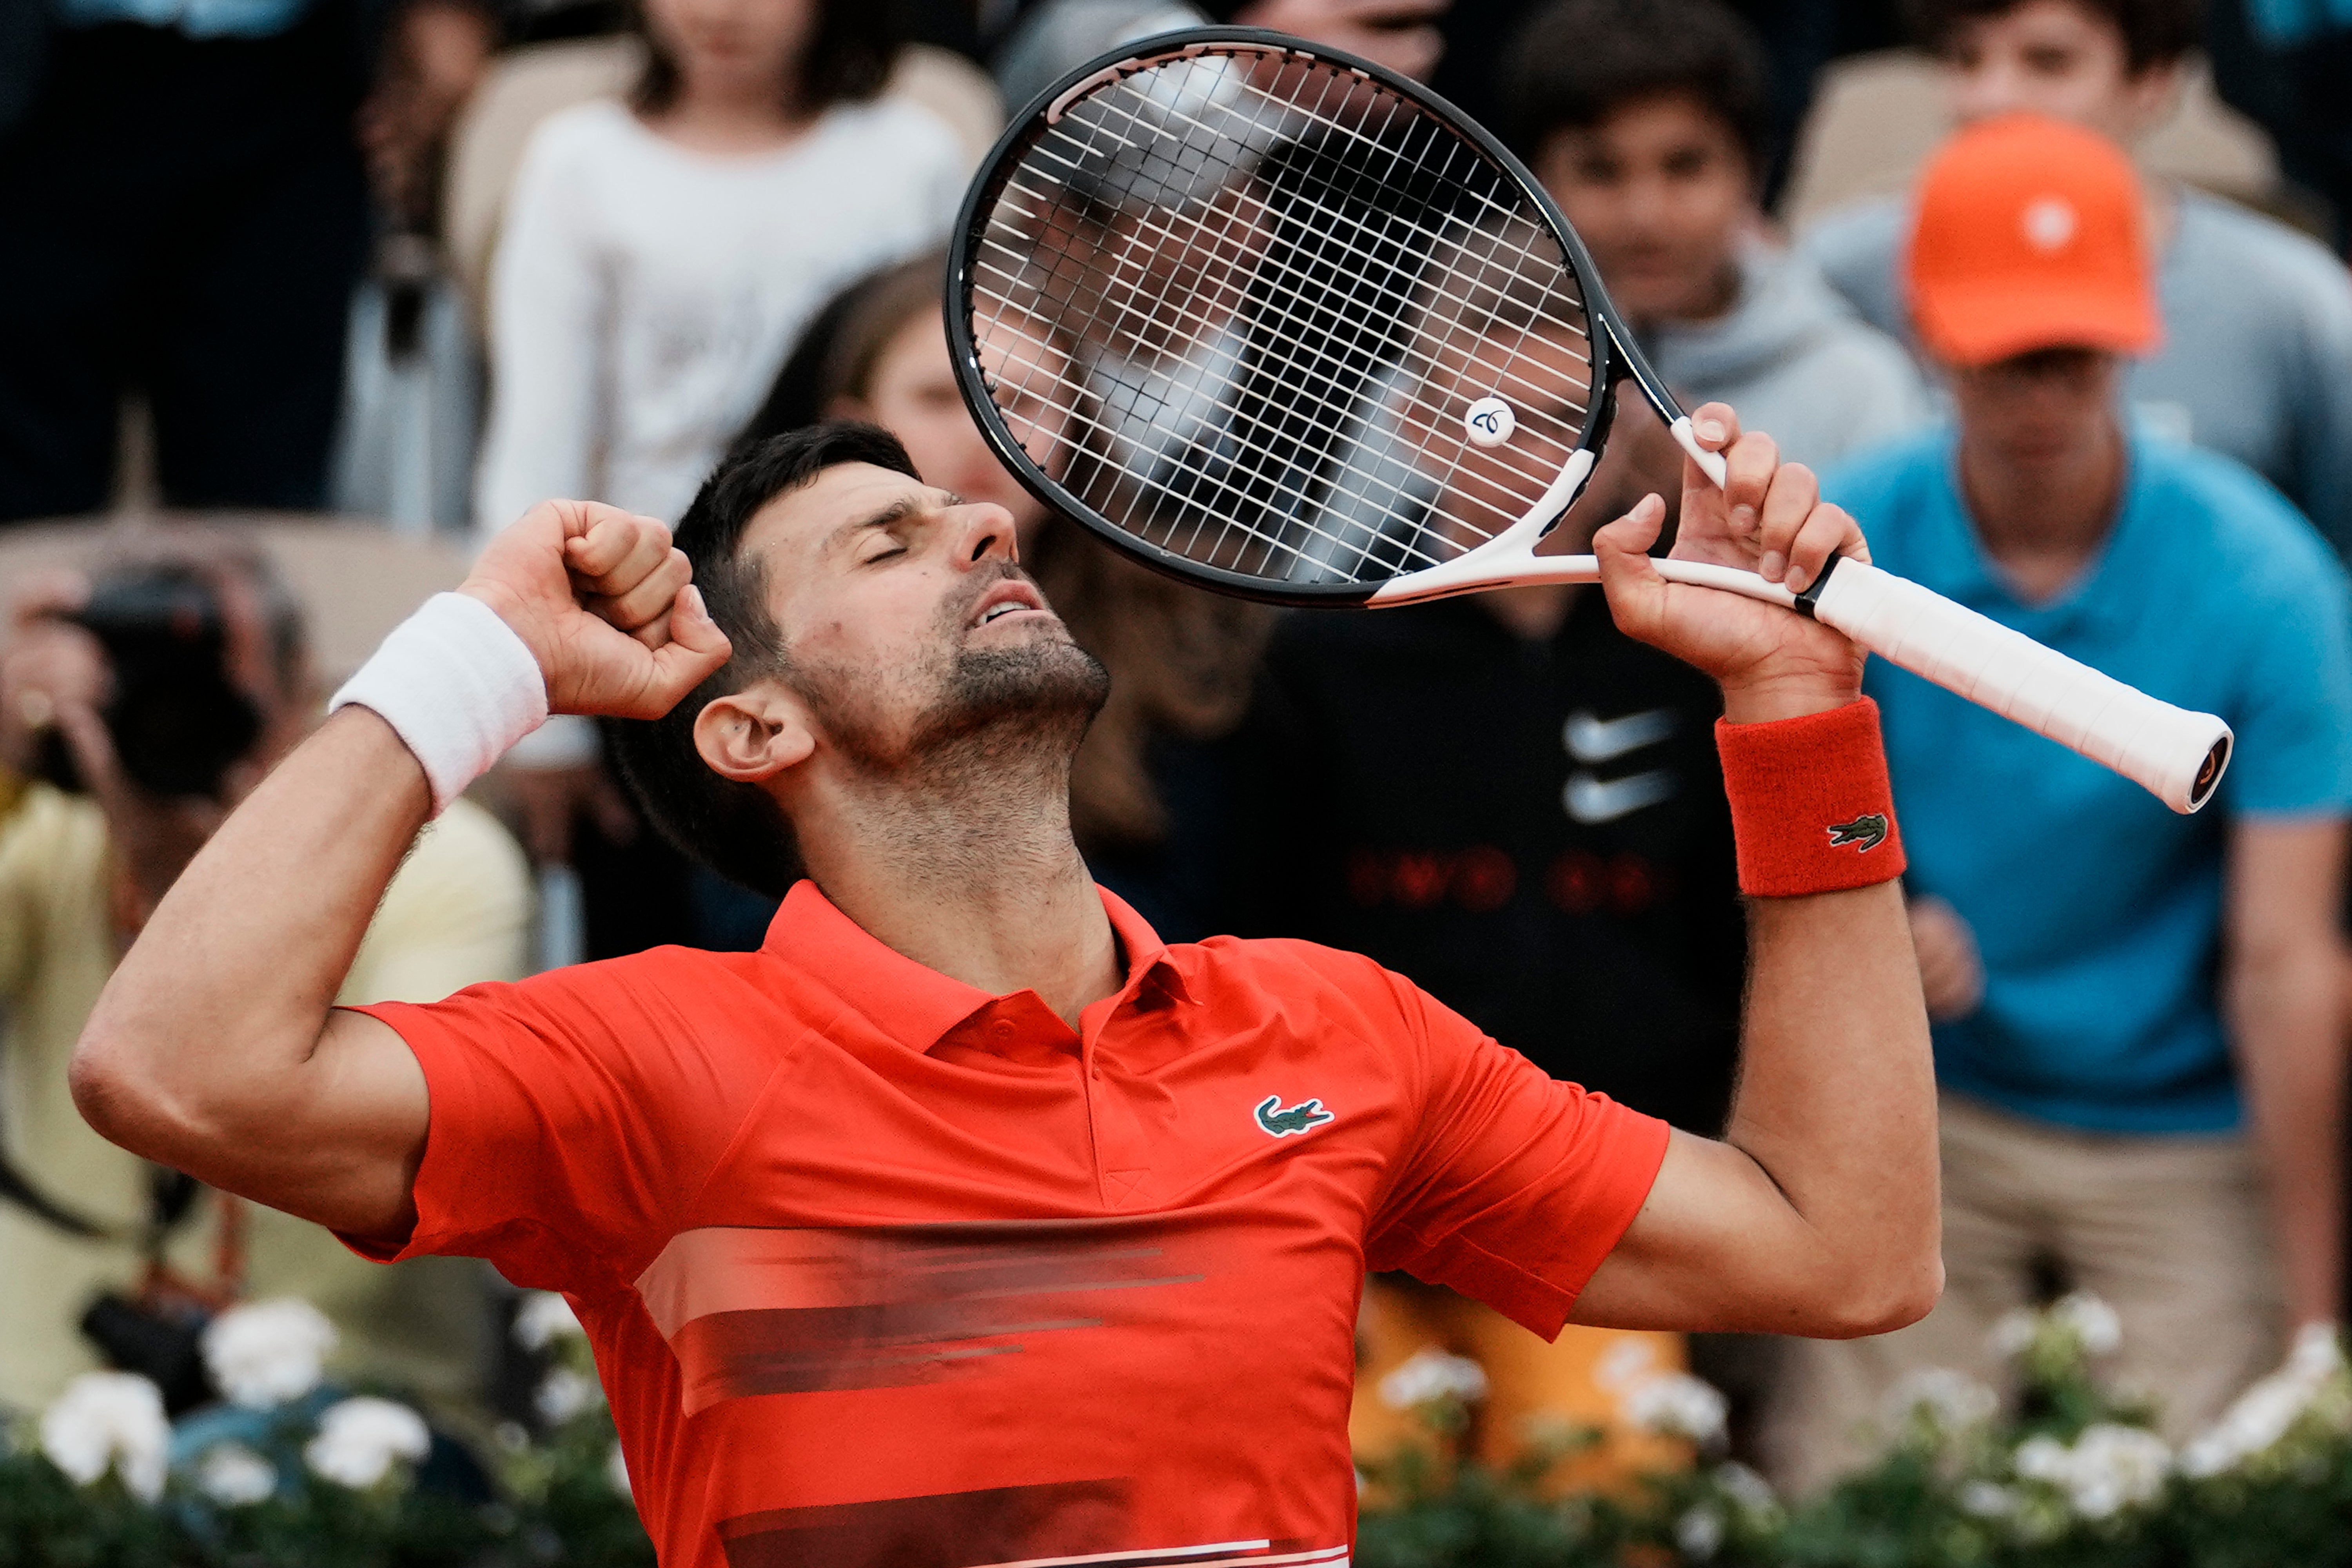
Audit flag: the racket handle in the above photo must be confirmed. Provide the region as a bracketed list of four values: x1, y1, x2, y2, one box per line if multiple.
[1806, 558, 2231, 814]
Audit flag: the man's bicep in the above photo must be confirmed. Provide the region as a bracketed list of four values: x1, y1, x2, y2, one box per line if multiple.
[237, 1007, 431, 1245]
[1570, 1129, 1829, 1334]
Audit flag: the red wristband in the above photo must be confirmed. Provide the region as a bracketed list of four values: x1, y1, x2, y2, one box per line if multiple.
[1716, 698, 1906, 898]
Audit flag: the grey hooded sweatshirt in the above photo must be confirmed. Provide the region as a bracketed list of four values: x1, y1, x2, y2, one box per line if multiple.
[1637, 240, 1933, 471]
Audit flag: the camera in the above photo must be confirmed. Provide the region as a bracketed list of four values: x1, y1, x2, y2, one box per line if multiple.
[36, 562, 263, 800]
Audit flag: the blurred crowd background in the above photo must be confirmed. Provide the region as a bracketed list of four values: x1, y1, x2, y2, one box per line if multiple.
[5, 0, 2352, 1506]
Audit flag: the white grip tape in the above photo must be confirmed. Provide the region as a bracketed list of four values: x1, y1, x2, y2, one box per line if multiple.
[1810, 561, 2231, 813]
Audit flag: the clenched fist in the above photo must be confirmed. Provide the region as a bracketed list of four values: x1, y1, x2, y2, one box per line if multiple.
[462, 501, 732, 720]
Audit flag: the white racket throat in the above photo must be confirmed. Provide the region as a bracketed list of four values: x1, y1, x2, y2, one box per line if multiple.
[1365, 434, 1774, 609]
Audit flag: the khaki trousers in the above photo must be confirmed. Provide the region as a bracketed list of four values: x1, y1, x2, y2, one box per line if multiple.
[1762, 1094, 2285, 1497]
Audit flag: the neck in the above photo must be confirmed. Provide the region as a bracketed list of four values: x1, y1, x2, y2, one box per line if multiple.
[790, 742, 1122, 1027]
[1957, 418, 2126, 605]
[644, 77, 810, 153]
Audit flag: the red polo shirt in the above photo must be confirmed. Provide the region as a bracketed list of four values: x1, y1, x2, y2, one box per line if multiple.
[351, 882, 1668, 1568]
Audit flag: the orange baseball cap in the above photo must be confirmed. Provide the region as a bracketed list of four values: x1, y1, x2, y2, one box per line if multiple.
[1904, 113, 2160, 367]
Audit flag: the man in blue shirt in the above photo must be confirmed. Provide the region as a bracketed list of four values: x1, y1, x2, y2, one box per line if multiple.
[1768, 113, 2352, 1494]
[1797, 0, 2352, 563]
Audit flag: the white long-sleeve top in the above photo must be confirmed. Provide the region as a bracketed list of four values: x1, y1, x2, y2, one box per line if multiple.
[474, 95, 966, 535]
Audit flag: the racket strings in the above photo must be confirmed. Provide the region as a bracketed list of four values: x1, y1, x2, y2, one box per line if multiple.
[1019, 80, 1597, 384]
[1005, 82, 1587, 479]
[976, 179, 1585, 501]
[967, 45, 1600, 586]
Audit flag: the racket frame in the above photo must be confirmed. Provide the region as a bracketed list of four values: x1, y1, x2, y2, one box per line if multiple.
[946, 25, 1708, 608]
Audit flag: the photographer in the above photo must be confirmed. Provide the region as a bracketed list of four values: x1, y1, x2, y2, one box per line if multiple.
[0, 541, 531, 1416]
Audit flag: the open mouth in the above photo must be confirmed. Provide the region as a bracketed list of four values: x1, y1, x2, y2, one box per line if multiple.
[969, 579, 1049, 630]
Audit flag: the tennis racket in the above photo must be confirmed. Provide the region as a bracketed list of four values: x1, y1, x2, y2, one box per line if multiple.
[944, 27, 2231, 814]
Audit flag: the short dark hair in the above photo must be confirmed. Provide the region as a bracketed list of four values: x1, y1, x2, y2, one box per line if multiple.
[1906, 0, 2202, 71]
[630, 0, 898, 123]
[1502, 0, 1773, 176]
[604, 421, 922, 897]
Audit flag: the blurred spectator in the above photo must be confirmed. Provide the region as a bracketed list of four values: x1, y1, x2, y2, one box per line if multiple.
[472, 0, 967, 899]
[1798, 0, 2352, 560]
[360, 0, 499, 234]
[739, 256, 1273, 939]
[1225, 399, 1735, 1480]
[470, 0, 965, 535]
[1773, 116, 2352, 1491]
[0, 0, 416, 520]
[992, 0, 1444, 120]
[1506, 0, 1929, 468]
[0, 540, 531, 1415]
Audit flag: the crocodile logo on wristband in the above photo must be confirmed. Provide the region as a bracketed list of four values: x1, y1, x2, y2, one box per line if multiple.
[1827, 813, 1890, 852]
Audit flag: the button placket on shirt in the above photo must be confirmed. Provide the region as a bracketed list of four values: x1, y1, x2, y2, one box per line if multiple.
[1081, 995, 1164, 1212]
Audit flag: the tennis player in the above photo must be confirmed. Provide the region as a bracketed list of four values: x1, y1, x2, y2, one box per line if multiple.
[70, 404, 1937, 1568]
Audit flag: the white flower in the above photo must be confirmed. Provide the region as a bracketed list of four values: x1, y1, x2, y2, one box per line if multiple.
[38, 1372, 168, 1502]
[1884, 1367, 1998, 1432]
[1960, 1480, 2020, 1518]
[2178, 1336, 2343, 1477]
[2013, 1434, 2071, 1483]
[194, 1443, 278, 1508]
[1712, 1461, 1777, 1520]
[1592, 1337, 1661, 1392]
[535, 1367, 603, 1425]
[514, 1291, 583, 1351]
[303, 1396, 431, 1489]
[2067, 1424, 2170, 1517]
[1621, 1372, 1728, 1445]
[1377, 1349, 1488, 1410]
[2289, 1321, 2344, 1379]
[2013, 1424, 2169, 1519]
[201, 1298, 338, 1410]
[1675, 1505, 1725, 1560]
[1989, 1308, 2039, 1359]
[607, 1442, 633, 1498]
[2052, 1293, 2123, 1356]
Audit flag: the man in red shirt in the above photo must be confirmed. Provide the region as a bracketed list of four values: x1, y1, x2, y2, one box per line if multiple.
[69, 405, 1938, 1567]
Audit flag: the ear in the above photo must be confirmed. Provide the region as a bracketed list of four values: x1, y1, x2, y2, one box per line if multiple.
[693, 682, 816, 782]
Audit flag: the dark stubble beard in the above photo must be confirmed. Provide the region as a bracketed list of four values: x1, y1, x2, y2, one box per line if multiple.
[804, 568, 1111, 782]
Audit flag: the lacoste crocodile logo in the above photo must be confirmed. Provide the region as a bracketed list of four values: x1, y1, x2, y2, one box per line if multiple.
[1255, 1094, 1336, 1138]
[1826, 813, 1889, 852]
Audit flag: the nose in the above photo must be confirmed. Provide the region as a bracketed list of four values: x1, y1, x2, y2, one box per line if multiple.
[949, 501, 1021, 567]
[1951, 61, 2020, 124]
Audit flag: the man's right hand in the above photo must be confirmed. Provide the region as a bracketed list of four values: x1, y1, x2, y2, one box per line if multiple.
[1909, 895, 1984, 1021]
[0, 570, 102, 779]
[462, 501, 732, 720]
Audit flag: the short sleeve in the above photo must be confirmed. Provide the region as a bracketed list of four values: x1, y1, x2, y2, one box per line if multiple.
[1365, 978, 1671, 1340]
[343, 955, 776, 1295]
[2226, 536, 2352, 817]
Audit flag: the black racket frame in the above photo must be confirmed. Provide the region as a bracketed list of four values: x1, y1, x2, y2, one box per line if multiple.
[945, 25, 1695, 608]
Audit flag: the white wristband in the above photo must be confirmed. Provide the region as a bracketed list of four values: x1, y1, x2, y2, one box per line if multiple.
[331, 593, 550, 815]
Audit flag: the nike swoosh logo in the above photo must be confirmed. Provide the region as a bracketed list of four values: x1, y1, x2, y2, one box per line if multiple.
[1564, 708, 1679, 764]
[1564, 769, 1677, 824]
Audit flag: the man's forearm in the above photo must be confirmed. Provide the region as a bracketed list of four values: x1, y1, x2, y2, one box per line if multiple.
[2231, 946, 2346, 1327]
[1728, 879, 1944, 1321]
[71, 710, 432, 1172]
